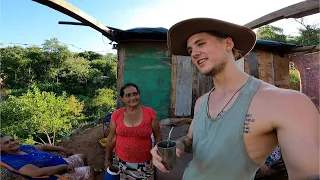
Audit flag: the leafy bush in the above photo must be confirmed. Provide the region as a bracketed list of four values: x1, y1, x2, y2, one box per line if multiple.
[86, 88, 116, 119]
[0, 87, 85, 145]
[0, 39, 118, 143]
[290, 69, 300, 91]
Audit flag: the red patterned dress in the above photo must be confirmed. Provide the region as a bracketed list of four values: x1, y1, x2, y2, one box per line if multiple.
[111, 106, 156, 180]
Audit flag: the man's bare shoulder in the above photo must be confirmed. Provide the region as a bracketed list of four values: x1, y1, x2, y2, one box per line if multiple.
[193, 92, 209, 116]
[256, 82, 318, 125]
[196, 92, 209, 104]
[257, 82, 315, 107]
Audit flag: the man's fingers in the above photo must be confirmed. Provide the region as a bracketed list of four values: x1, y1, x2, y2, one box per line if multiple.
[176, 148, 181, 158]
[153, 158, 167, 172]
[150, 147, 162, 162]
[151, 146, 170, 172]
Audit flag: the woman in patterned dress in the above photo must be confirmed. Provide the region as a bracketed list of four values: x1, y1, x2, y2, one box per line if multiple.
[104, 83, 162, 180]
[256, 145, 287, 178]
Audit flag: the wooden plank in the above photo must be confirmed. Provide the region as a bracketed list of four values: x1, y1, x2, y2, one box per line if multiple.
[291, 45, 320, 53]
[258, 50, 274, 84]
[170, 55, 177, 117]
[205, 76, 214, 93]
[199, 73, 206, 96]
[235, 57, 245, 72]
[273, 54, 290, 88]
[192, 64, 199, 113]
[247, 52, 260, 79]
[244, 55, 250, 74]
[244, 0, 319, 29]
[271, 53, 275, 85]
[32, 0, 112, 37]
[174, 56, 193, 117]
[116, 45, 125, 108]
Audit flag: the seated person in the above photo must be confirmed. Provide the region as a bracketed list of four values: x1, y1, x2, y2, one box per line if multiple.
[0, 134, 95, 180]
[256, 145, 286, 178]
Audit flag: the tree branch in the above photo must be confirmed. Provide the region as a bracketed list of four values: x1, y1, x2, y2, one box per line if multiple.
[43, 128, 52, 145]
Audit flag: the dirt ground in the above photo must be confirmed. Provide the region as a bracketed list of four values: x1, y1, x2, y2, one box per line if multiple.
[57, 124, 107, 180]
[1, 124, 288, 180]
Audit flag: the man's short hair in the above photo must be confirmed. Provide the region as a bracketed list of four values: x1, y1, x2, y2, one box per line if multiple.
[206, 31, 243, 60]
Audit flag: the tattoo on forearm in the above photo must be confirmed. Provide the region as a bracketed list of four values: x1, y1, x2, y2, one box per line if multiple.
[179, 135, 193, 153]
[243, 114, 255, 134]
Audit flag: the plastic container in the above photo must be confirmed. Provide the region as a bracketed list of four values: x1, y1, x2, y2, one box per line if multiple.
[104, 165, 120, 180]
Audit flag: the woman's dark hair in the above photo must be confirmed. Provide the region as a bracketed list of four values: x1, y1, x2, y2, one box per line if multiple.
[120, 83, 140, 98]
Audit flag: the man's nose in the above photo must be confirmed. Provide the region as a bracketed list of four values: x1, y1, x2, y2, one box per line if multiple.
[191, 50, 200, 59]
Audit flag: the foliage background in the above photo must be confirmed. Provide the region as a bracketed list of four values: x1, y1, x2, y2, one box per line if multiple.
[1, 38, 117, 145]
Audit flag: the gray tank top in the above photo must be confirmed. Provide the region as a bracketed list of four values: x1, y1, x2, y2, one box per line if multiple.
[183, 76, 262, 180]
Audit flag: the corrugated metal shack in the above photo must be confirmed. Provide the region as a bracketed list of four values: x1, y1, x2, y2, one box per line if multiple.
[107, 27, 298, 119]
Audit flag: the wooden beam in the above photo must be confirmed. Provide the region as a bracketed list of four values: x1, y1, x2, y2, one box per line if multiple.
[58, 21, 88, 26]
[247, 52, 260, 79]
[32, 0, 112, 37]
[291, 45, 320, 53]
[244, 0, 320, 29]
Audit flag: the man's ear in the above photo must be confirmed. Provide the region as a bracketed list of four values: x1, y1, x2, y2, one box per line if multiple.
[225, 37, 234, 51]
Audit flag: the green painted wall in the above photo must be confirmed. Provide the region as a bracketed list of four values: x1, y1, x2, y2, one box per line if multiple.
[123, 47, 171, 119]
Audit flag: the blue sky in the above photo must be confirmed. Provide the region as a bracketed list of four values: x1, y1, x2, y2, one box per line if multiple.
[1, 0, 319, 53]
[0, 0, 151, 53]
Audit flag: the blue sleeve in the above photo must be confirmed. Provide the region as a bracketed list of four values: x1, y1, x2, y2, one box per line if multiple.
[1, 145, 37, 170]
[20, 144, 37, 152]
[1, 156, 29, 171]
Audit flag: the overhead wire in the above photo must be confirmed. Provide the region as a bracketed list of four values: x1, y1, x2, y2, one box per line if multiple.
[0, 41, 115, 54]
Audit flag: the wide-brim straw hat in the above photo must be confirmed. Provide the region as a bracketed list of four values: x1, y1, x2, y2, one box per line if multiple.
[167, 18, 256, 60]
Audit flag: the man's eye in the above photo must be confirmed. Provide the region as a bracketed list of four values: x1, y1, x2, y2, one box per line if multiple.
[198, 42, 205, 47]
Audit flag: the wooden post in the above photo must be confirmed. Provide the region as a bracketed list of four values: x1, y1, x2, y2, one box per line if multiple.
[247, 52, 260, 79]
[174, 56, 193, 117]
[170, 55, 177, 117]
[116, 45, 125, 108]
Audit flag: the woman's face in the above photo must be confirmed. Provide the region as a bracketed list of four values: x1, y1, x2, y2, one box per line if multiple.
[0, 136, 20, 153]
[121, 86, 140, 107]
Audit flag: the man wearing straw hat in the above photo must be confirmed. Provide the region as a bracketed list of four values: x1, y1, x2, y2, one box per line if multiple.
[150, 18, 319, 180]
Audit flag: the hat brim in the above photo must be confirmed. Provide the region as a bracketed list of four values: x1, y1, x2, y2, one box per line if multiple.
[167, 18, 256, 60]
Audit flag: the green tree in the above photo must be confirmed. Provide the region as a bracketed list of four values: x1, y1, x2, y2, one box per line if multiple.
[257, 25, 287, 43]
[1, 88, 85, 145]
[57, 56, 103, 95]
[292, 18, 320, 46]
[76, 51, 104, 61]
[89, 53, 117, 89]
[257, 19, 319, 46]
[25, 46, 46, 83]
[42, 38, 72, 82]
[86, 88, 116, 118]
[0, 46, 30, 88]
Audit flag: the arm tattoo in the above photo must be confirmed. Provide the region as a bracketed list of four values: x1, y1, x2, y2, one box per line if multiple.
[179, 135, 193, 153]
[243, 114, 255, 134]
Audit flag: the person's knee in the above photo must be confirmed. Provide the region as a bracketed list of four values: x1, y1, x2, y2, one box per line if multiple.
[88, 166, 96, 180]
[77, 154, 88, 165]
